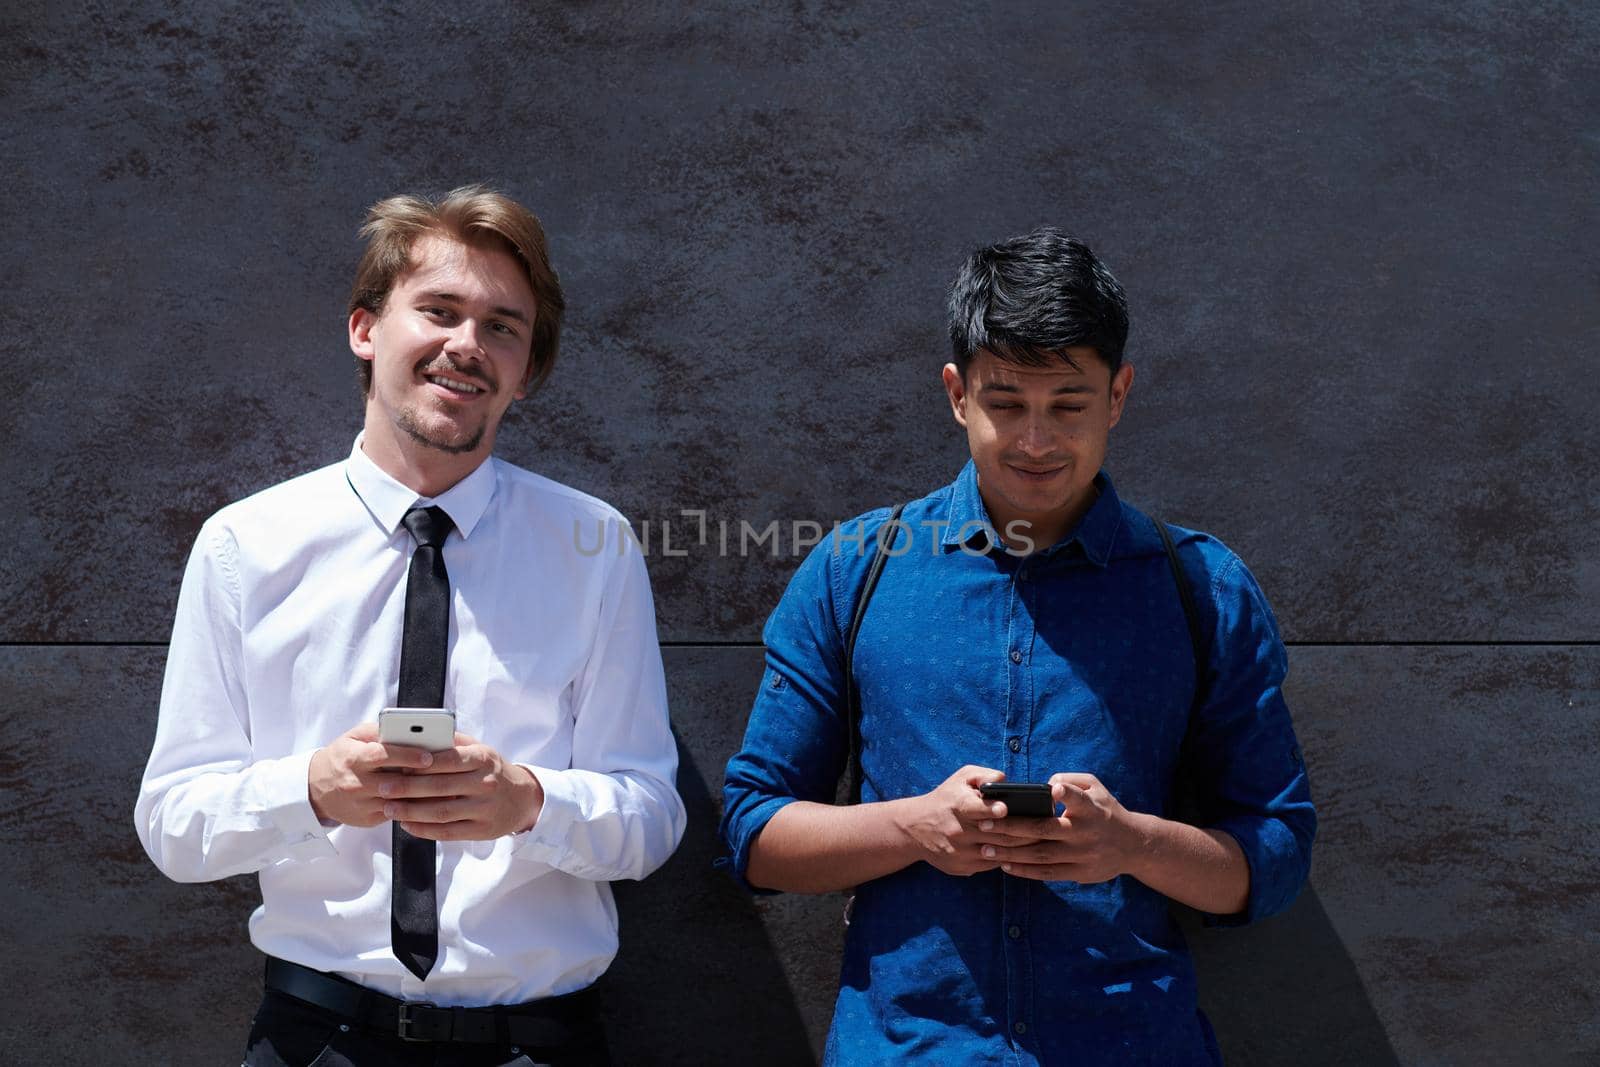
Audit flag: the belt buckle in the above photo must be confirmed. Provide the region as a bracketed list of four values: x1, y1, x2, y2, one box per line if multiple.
[397, 1001, 439, 1042]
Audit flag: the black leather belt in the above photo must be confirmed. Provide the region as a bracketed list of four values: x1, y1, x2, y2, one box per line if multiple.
[264, 957, 600, 1045]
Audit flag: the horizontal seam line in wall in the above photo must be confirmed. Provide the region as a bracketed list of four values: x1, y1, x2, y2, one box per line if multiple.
[2, 640, 173, 648]
[6, 640, 1600, 649]
[1284, 640, 1600, 648]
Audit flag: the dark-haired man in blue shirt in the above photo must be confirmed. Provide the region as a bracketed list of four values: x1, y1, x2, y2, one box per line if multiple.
[721, 228, 1315, 1064]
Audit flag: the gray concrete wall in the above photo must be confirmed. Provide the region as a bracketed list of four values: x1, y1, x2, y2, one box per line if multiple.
[2, 2, 1596, 1062]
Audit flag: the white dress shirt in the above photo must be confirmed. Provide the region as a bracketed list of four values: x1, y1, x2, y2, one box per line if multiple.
[135, 437, 685, 1007]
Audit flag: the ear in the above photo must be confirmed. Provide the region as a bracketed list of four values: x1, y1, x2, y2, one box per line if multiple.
[512, 349, 536, 401]
[941, 363, 969, 428]
[349, 307, 378, 362]
[1106, 363, 1135, 429]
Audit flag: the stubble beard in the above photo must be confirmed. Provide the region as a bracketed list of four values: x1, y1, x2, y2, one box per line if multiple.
[995, 459, 1084, 531]
[394, 404, 486, 455]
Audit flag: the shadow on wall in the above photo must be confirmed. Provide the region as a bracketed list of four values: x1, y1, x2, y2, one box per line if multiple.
[608, 741, 816, 1065]
[1186, 889, 1400, 1065]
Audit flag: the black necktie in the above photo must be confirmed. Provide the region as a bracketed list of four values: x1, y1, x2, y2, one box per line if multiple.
[392, 504, 454, 981]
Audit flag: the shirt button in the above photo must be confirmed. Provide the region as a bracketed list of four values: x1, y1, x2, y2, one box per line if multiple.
[1014, 1021, 1028, 1036]
[1009, 649, 1023, 664]
[1008, 924, 1022, 939]
[1007, 737, 1021, 753]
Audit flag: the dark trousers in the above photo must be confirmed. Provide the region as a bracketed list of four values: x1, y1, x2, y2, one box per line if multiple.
[243, 988, 612, 1067]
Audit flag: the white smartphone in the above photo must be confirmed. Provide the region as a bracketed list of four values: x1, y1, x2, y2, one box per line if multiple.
[378, 707, 457, 752]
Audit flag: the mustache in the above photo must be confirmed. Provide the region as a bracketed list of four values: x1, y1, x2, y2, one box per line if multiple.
[416, 357, 495, 390]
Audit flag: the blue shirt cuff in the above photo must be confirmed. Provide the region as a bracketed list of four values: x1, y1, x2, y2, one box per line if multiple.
[719, 794, 798, 895]
[1203, 815, 1308, 927]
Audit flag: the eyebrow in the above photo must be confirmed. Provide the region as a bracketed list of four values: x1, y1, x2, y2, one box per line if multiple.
[978, 381, 1097, 396]
[421, 290, 532, 327]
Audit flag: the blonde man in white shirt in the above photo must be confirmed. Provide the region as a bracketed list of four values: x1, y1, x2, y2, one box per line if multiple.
[135, 186, 685, 1066]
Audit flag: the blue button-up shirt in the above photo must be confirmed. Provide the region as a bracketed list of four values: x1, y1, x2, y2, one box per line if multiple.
[721, 463, 1315, 1065]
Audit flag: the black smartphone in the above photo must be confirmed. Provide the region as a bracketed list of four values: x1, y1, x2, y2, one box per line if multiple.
[979, 782, 1055, 818]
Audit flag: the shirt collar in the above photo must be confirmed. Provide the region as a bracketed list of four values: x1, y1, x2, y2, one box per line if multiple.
[942, 460, 995, 549]
[344, 434, 498, 540]
[1068, 471, 1123, 567]
[941, 459, 1123, 566]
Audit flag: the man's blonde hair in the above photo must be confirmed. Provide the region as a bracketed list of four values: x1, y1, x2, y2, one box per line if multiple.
[348, 184, 565, 394]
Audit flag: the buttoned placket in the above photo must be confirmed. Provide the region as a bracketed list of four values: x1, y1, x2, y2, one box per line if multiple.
[1001, 550, 1038, 1059]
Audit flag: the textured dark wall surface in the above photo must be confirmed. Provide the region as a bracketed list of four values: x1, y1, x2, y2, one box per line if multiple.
[3, 1, 1596, 1063]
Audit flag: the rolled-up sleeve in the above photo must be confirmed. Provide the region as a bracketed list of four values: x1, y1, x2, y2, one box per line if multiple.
[720, 532, 860, 891]
[1189, 552, 1316, 926]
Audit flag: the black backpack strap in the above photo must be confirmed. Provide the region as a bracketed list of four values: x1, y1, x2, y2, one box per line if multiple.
[1155, 518, 1206, 704]
[1156, 517, 1213, 826]
[842, 503, 907, 805]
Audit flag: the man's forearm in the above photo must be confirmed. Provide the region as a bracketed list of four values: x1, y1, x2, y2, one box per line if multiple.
[745, 798, 924, 893]
[1122, 813, 1250, 916]
[136, 751, 335, 883]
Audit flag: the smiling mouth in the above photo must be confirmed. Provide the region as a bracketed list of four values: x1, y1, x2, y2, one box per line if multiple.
[425, 374, 486, 396]
[1009, 463, 1067, 478]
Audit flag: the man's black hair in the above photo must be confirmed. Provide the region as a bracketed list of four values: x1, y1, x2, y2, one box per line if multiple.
[947, 227, 1129, 378]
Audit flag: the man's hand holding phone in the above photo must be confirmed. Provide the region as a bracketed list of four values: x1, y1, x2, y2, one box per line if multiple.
[309, 715, 545, 840]
[895, 765, 1047, 878]
[378, 731, 545, 841]
[975, 772, 1145, 884]
[307, 722, 437, 828]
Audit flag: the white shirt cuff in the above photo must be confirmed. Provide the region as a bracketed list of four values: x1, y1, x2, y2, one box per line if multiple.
[510, 765, 579, 863]
[259, 749, 338, 859]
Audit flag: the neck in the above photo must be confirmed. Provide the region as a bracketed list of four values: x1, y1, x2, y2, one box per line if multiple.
[360, 416, 492, 499]
[978, 482, 1099, 556]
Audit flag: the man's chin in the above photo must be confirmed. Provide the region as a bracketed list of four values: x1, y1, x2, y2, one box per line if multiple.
[1000, 488, 1078, 524]
[396, 413, 486, 456]
[1003, 477, 1073, 506]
